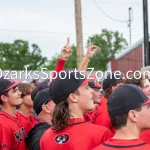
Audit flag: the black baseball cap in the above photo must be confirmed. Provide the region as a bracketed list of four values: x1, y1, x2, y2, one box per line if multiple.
[88, 80, 101, 89]
[108, 84, 150, 117]
[0, 78, 22, 95]
[33, 88, 51, 115]
[49, 71, 95, 104]
[31, 80, 50, 100]
[102, 72, 124, 91]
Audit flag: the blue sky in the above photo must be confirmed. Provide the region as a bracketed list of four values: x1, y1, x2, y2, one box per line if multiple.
[0, 0, 149, 59]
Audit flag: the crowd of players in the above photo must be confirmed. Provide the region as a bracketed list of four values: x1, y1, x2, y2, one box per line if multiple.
[1, 39, 150, 150]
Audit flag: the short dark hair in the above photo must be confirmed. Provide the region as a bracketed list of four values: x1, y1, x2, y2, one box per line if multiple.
[111, 107, 141, 130]
[18, 83, 34, 98]
[124, 74, 143, 88]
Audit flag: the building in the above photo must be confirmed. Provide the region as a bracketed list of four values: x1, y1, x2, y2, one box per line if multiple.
[107, 37, 150, 75]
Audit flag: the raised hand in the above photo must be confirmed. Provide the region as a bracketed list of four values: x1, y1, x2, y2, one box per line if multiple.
[60, 37, 72, 60]
[85, 45, 99, 60]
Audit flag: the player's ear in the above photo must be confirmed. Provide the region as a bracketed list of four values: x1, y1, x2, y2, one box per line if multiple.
[68, 93, 78, 103]
[0, 95, 8, 103]
[42, 104, 51, 113]
[112, 85, 116, 91]
[128, 110, 139, 122]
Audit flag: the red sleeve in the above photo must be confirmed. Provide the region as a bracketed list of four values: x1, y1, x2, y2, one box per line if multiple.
[100, 129, 113, 143]
[0, 124, 13, 150]
[28, 114, 39, 125]
[52, 59, 66, 78]
[94, 113, 111, 128]
[140, 130, 150, 144]
[93, 101, 112, 130]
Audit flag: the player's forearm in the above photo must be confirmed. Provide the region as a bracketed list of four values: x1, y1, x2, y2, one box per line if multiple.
[78, 57, 90, 74]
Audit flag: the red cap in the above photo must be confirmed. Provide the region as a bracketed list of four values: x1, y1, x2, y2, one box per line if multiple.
[5, 80, 22, 92]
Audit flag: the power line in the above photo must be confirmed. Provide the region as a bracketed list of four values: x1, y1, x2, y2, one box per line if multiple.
[95, 1, 142, 5]
[1, 0, 53, 4]
[0, 29, 75, 35]
[92, 0, 128, 23]
[0, 28, 143, 37]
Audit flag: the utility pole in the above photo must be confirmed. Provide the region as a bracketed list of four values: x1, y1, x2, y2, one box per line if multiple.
[74, 0, 84, 68]
[128, 7, 132, 46]
[143, 0, 149, 66]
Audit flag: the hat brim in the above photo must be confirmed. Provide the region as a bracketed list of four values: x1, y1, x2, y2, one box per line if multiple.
[143, 99, 150, 105]
[5, 80, 22, 92]
[81, 74, 96, 86]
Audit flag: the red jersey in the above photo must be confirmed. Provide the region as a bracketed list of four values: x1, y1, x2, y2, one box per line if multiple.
[140, 129, 150, 144]
[40, 118, 113, 150]
[93, 138, 150, 150]
[0, 111, 26, 150]
[16, 112, 38, 135]
[89, 96, 115, 133]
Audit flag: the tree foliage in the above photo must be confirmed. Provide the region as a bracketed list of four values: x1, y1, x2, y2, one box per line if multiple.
[46, 29, 128, 71]
[87, 29, 128, 71]
[45, 45, 77, 70]
[0, 40, 47, 70]
[64, 45, 77, 69]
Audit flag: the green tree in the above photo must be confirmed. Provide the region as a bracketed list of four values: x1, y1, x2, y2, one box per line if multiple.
[64, 45, 77, 69]
[0, 40, 47, 70]
[87, 29, 128, 71]
[45, 29, 128, 71]
[45, 53, 59, 70]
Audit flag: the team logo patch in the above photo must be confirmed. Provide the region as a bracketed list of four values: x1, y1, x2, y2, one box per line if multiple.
[55, 134, 70, 144]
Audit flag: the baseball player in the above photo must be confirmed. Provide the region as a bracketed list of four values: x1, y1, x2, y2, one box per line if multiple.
[40, 71, 113, 150]
[124, 73, 150, 97]
[31, 79, 39, 87]
[93, 84, 150, 150]
[31, 37, 72, 101]
[90, 73, 124, 133]
[88, 80, 102, 104]
[139, 78, 150, 143]
[124, 73, 150, 144]
[0, 78, 26, 150]
[27, 43, 99, 150]
[25, 88, 54, 150]
[17, 83, 38, 135]
[84, 80, 102, 122]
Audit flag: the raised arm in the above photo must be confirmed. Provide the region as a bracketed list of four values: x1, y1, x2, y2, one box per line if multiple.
[78, 45, 99, 73]
[52, 37, 72, 78]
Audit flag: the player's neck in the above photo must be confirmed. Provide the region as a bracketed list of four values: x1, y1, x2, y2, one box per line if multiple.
[38, 113, 52, 125]
[113, 125, 140, 140]
[1, 105, 17, 117]
[18, 104, 32, 116]
[69, 105, 84, 119]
